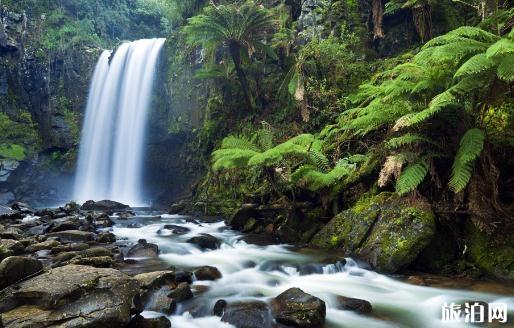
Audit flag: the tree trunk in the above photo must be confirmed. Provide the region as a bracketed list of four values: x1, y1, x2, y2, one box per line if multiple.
[412, 5, 432, 43]
[229, 41, 254, 111]
[371, 0, 385, 39]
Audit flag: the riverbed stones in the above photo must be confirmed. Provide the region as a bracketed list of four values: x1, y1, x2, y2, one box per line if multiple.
[311, 193, 436, 273]
[271, 288, 326, 328]
[0, 256, 43, 289]
[168, 282, 193, 301]
[187, 233, 221, 250]
[194, 266, 222, 281]
[0, 264, 139, 327]
[157, 224, 190, 235]
[98, 231, 116, 243]
[219, 301, 274, 328]
[25, 239, 60, 252]
[127, 239, 159, 257]
[0, 239, 24, 258]
[127, 314, 172, 328]
[45, 230, 95, 243]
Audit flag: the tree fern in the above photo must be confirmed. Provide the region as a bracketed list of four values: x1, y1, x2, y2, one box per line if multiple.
[395, 161, 429, 194]
[221, 135, 261, 151]
[449, 128, 485, 192]
[308, 149, 330, 173]
[386, 133, 432, 149]
[454, 53, 496, 78]
[497, 55, 514, 82]
[486, 38, 514, 59]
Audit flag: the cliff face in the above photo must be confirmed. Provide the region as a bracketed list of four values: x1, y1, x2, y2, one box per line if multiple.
[0, 6, 101, 205]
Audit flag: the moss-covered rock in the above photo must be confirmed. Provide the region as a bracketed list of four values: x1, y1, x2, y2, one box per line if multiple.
[310, 193, 436, 273]
[465, 223, 514, 280]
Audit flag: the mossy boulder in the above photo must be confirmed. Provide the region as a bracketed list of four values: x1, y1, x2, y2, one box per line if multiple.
[465, 223, 514, 280]
[310, 193, 436, 273]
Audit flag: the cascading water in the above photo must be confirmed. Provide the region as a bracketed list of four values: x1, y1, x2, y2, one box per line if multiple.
[73, 38, 166, 206]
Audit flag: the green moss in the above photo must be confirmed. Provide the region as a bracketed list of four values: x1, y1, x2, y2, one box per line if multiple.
[465, 223, 514, 279]
[0, 144, 26, 160]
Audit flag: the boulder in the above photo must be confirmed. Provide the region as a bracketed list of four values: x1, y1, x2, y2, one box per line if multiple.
[194, 266, 222, 281]
[80, 200, 130, 212]
[218, 301, 273, 328]
[187, 234, 221, 250]
[174, 271, 193, 284]
[145, 288, 177, 314]
[45, 230, 95, 243]
[271, 288, 326, 328]
[0, 228, 23, 240]
[0, 265, 139, 327]
[134, 271, 175, 290]
[127, 314, 171, 328]
[97, 232, 116, 243]
[157, 224, 190, 235]
[48, 220, 80, 233]
[127, 239, 159, 258]
[69, 256, 113, 268]
[168, 282, 193, 302]
[311, 194, 436, 273]
[0, 240, 24, 258]
[0, 256, 43, 289]
[80, 246, 113, 258]
[0, 206, 21, 221]
[25, 239, 60, 253]
[336, 296, 372, 314]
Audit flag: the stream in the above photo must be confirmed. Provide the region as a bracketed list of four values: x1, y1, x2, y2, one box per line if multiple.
[111, 211, 514, 328]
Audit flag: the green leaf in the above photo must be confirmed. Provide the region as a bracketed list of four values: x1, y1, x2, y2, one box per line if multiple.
[449, 128, 485, 192]
[395, 162, 429, 195]
[454, 53, 496, 78]
[288, 71, 299, 96]
[497, 55, 514, 82]
[486, 38, 514, 59]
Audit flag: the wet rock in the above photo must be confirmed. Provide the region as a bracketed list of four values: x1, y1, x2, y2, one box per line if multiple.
[145, 288, 177, 314]
[0, 240, 24, 258]
[27, 224, 49, 236]
[227, 206, 259, 230]
[97, 232, 116, 243]
[127, 239, 159, 258]
[10, 203, 35, 215]
[187, 233, 221, 250]
[336, 296, 372, 314]
[87, 212, 114, 228]
[157, 224, 190, 235]
[117, 211, 135, 220]
[0, 256, 43, 289]
[311, 194, 436, 273]
[0, 227, 23, 240]
[218, 301, 273, 328]
[80, 246, 113, 258]
[194, 266, 222, 281]
[127, 314, 171, 328]
[46, 230, 95, 243]
[52, 251, 79, 264]
[50, 242, 89, 254]
[271, 288, 326, 328]
[0, 265, 139, 327]
[174, 271, 193, 284]
[135, 271, 175, 290]
[213, 299, 227, 316]
[168, 282, 193, 302]
[48, 220, 80, 233]
[0, 206, 21, 221]
[25, 239, 60, 252]
[80, 200, 130, 212]
[69, 256, 113, 268]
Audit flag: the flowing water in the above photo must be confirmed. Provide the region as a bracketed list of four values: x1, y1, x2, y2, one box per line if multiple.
[73, 39, 166, 205]
[112, 213, 514, 328]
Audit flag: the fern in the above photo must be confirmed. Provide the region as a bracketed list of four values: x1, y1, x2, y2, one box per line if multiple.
[496, 54, 514, 82]
[449, 128, 485, 193]
[308, 149, 330, 173]
[386, 133, 432, 149]
[221, 135, 261, 151]
[454, 53, 496, 78]
[395, 161, 429, 195]
[486, 38, 514, 59]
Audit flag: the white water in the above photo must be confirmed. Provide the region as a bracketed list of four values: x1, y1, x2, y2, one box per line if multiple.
[73, 39, 166, 206]
[112, 214, 514, 328]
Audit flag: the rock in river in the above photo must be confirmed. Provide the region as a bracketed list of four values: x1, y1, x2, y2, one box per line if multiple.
[0, 256, 43, 289]
[271, 288, 326, 328]
[195, 266, 222, 281]
[217, 300, 274, 328]
[187, 233, 221, 250]
[127, 239, 159, 257]
[80, 199, 130, 212]
[0, 264, 139, 327]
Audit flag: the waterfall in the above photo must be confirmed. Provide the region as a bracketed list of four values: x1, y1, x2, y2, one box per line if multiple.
[73, 38, 166, 206]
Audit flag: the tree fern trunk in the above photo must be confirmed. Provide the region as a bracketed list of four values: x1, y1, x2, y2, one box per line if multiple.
[371, 0, 385, 39]
[229, 41, 254, 111]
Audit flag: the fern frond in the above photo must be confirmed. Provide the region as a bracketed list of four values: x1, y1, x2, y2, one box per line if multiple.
[454, 53, 496, 78]
[212, 148, 259, 170]
[221, 135, 261, 151]
[497, 55, 514, 82]
[486, 38, 514, 59]
[395, 162, 429, 195]
[394, 90, 456, 129]
[449, 128, 485, 192]
[386, 133, 432, 149]
[308, 149, 330, 173]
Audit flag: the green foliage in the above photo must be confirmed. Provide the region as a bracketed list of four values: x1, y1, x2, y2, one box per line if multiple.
[395, 162, 429, 195]
[449, 128, 485, 192]
[0, 144, 26, 161]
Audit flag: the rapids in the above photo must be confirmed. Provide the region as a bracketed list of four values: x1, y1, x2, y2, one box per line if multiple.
[112, 213, 514, 328]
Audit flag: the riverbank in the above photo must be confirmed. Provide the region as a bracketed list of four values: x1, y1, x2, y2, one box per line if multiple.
[0, 201, 513, 327]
